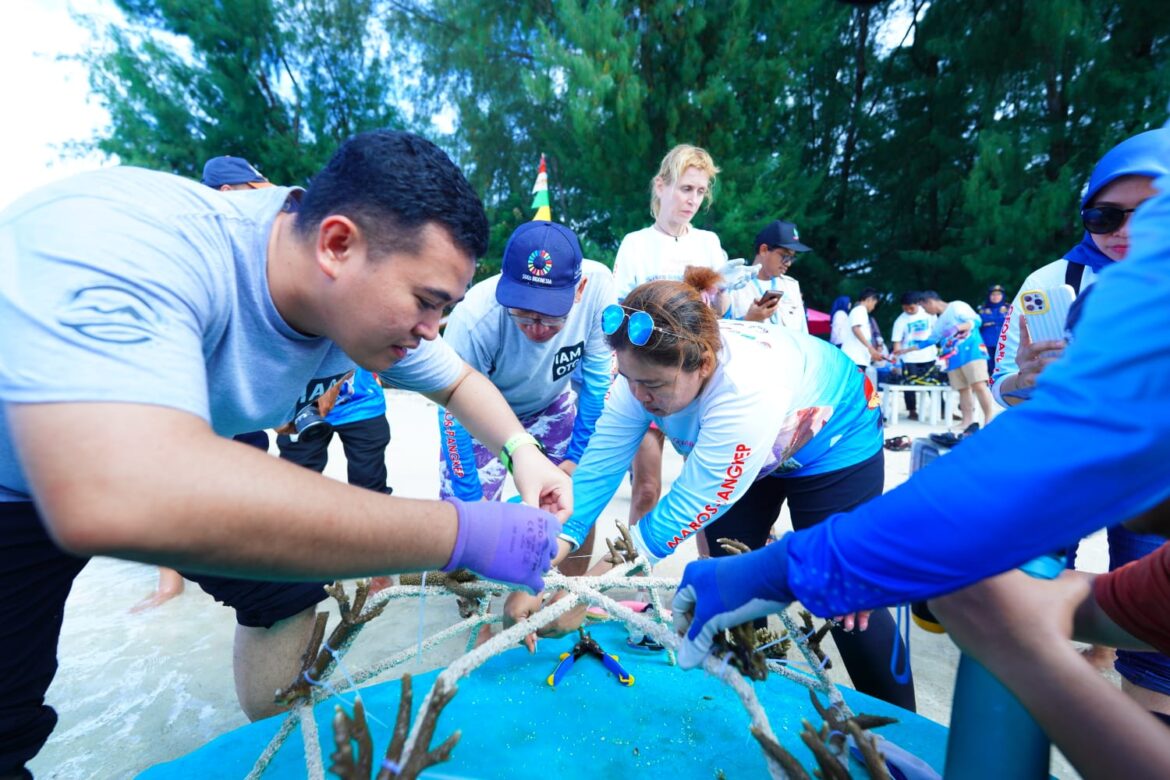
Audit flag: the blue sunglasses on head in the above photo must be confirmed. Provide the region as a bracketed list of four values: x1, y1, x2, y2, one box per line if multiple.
[602, 304, 684, 346]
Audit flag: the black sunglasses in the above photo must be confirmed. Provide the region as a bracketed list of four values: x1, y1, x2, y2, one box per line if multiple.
[1081, 206, 1136, 235]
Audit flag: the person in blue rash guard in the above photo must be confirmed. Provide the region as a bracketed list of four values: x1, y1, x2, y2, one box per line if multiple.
[279, 369, 392, 493]
[507, 269, 916, 710]
[987, 127, 1170, 720]
[672, 167, 1170, 675]
[439, 221, 615, 576]
[977, 284, 1008, 375]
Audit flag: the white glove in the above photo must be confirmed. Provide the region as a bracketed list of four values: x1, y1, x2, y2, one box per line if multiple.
[717, 258, 760, 292]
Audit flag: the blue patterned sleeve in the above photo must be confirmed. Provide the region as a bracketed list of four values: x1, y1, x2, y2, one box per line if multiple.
[564, 350, 611, 464]
[437, 406, 485, 501]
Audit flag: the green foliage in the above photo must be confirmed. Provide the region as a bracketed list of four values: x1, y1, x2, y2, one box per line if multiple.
[77, 0, 404, 185]
[77, 0, 1170, 323]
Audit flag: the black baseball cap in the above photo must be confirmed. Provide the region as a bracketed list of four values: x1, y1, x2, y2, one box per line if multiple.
[755, 220, 811, 252]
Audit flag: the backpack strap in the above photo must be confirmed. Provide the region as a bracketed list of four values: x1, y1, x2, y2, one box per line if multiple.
[1064, 261, 1086, 294]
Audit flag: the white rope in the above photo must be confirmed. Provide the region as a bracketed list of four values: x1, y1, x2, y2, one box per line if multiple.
[778, 609, 852, 713]
[242, 569, 845, 780]
[298, 703, 325, 780]
[244, 713, 298, 780]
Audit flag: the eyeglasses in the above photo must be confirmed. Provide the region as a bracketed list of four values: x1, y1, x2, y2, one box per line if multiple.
[508, 310, 567, 328]
[1081, 206, 1137, 235]
[601, 304, 687, 346]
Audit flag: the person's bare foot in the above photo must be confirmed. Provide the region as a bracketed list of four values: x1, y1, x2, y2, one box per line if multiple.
[130, 568, 184, 613]
[1080, 643, 1117, 671]
[129, 590, 182, 613]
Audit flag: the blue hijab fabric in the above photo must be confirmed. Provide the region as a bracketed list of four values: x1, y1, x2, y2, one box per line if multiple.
[1065, 128, 1170, 272]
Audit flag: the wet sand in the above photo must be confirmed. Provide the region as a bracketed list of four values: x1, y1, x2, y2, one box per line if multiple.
[29, 390, 1103, 778]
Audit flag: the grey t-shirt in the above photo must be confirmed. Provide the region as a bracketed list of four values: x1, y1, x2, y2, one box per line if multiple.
[0, 167, 462, 500]
[442, 259, 615, 418]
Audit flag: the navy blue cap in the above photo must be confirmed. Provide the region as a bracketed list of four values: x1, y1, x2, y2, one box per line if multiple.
[495, 221, 583, 317]
[755, 220, 811, 252]
[201, 156, 271, 188]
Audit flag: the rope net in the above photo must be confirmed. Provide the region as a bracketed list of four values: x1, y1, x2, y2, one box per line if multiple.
[244, 558, 872, 780]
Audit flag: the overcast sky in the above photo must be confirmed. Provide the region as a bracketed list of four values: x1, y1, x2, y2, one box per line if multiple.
[0, 0, 119, 210]
[0, 1, 919, 212]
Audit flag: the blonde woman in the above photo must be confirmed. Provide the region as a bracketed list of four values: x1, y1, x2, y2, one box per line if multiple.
[611, 144, 752, 526]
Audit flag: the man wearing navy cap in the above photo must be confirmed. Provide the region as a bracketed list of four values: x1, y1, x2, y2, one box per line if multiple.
[201, 155, 272, 190]
[978, 283, 1009, 373]
[439, 221, 616, 578]
[726, 219, 811, 333]
[131, 155, 281, 612]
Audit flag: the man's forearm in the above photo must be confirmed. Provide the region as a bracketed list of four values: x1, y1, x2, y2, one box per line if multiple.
[13, 402, 458, 579]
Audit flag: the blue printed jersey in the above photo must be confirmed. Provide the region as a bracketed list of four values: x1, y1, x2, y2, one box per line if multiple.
[326, 369, 387, 426]
[928, 301, 986, 371]
[978, 301, 1009, 352]
[783, 172, 1170, 617]
[563, 320, 882, 561]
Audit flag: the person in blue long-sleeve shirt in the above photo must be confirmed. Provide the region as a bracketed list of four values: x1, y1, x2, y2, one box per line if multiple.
[674, 167, 1170, 665]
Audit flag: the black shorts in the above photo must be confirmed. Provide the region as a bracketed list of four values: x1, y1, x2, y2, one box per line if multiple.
[0, 501, 327, 771]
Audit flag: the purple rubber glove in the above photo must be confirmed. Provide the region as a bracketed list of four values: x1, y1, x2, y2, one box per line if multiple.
[442, 497, 560, 594]
[671, 535, 794, 669]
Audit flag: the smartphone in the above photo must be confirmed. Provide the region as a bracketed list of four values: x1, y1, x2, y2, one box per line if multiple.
[1019, 285, 1076, 343]
[757, 289, 784, 306]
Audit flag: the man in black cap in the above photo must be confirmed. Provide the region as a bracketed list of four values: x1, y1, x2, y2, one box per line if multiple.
[201, 155, 273, 191]
[726, 219, 811, 333]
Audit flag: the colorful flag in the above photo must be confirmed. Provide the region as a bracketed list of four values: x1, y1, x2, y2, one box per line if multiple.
[530, 154, 551, 221]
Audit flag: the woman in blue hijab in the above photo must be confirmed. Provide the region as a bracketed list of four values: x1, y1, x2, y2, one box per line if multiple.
[990, 126, 1170, 721]
[993, 128, 1170, 399]
[828, 295, 852, 347]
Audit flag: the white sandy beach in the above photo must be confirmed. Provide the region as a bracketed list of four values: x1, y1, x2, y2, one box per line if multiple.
[27, 389, 1104, 778]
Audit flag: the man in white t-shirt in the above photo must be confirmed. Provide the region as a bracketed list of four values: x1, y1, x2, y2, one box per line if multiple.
[890, 291, 940, 421]
[841, 287, 884, 370]
[727, 219, 810, 333]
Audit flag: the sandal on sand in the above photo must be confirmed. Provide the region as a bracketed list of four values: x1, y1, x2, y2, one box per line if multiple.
[930, 423, 979, 449]
[883, 435, 912, 452]
[929, 431, 961, 448]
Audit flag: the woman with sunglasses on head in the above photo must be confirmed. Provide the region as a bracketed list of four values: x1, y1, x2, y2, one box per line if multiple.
[507, 268, 916, 710]
[611, 144, 757, 534]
